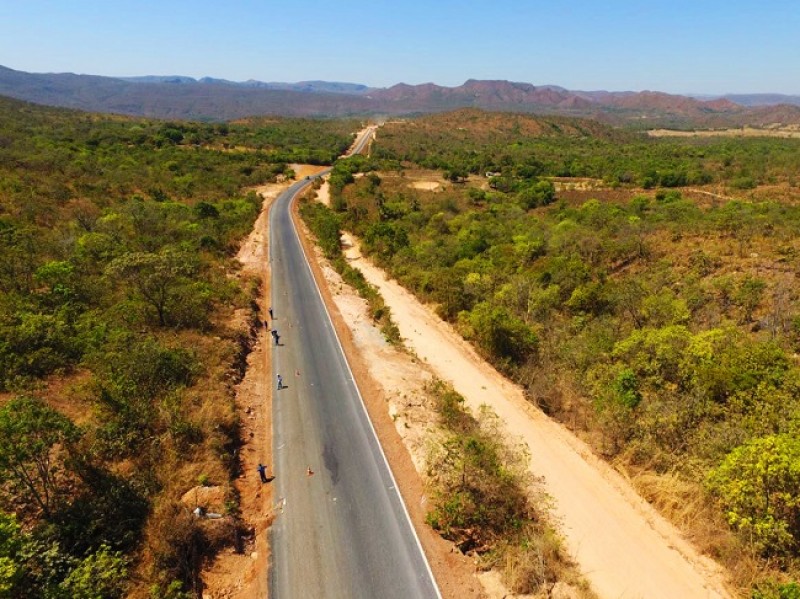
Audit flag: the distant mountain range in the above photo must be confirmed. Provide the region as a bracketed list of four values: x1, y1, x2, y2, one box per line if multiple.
[118, 75, 374, 95]
[691, 93, 800, 107]
[2, 64, 799, 127]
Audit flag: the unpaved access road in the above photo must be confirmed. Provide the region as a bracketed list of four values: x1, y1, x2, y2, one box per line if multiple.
[341, 233, 733, 599]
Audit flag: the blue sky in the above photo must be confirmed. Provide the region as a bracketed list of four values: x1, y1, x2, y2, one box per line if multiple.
[1, 0, 798, 94]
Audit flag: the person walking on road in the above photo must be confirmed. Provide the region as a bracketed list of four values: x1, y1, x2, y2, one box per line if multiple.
[277, 374, 283, 390]
[268, 306, 274, 320]
[271, 329, 280, 346]
[257, 463, 268, 483]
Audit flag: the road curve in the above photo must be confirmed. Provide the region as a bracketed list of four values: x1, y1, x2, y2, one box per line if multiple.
[267, 169, 440, 597]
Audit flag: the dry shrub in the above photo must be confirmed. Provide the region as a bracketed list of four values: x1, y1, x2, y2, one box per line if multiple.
[426, 403, 533, 553]
[144, 496, 242, 597]
[498, 525, 563, 594]
[145, 501, 207, 595]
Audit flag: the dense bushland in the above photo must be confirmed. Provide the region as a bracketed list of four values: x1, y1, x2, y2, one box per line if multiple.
[330, 113, 800, 592]
[226, 116, 358, 163]
[0, 96, 355, 597]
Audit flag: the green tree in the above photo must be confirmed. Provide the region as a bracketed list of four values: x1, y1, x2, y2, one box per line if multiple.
[59, 544, 128, 599]
[612, 325, 692, 386]
[640, 290, 690, 327]
[0, 512, 24, 597]
[735, 276, 766, 323]
[363, 221, 409, 260]
[444, 167, 468, 183]
[753, 582, 800, 599]
[460, 302, 538, 367]
[106, 249, 198, 327]
[707, 434, 800, 554]
[613, 368, 642, 409]
[33, 261, 80, 309]
[0, 311, 82, 389]
[517, 180, 555, 210]
[0, 397, 80, 517]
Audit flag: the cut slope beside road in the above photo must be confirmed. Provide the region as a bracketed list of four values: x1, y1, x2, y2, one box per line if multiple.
[340, 233, 733, 599]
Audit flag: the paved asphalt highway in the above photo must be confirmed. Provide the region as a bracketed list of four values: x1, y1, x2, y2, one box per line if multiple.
[268, 135, 441, 598]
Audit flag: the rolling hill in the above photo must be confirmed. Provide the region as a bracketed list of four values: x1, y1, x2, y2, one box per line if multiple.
[2, 64, 800, 127]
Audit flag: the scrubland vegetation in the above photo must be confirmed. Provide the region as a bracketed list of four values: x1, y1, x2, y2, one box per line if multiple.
[0, 96, 354, 597]
[299, 187, 401, 345]
[323, 110, 800, 595]
[6, 90, 800, 597]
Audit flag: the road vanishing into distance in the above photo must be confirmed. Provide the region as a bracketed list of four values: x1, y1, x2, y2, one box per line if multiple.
[268, 128, 440, 598]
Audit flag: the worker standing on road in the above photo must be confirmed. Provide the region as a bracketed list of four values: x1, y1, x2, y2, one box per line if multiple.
[277, 374, 283, 390]
[268, 306, 274, 320]
[271, 329, 280, 345]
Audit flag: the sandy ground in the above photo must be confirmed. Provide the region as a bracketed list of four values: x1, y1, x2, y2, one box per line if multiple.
[411, 180, 442, 191]
[338, 232, 735, 599]
[316, 179, 330, 206]
[550, 177, 604, 192]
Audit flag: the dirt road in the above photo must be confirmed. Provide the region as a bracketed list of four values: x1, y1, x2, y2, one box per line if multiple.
[340, 233, 733, 599]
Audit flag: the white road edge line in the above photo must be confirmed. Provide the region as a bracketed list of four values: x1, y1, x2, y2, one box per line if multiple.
[282, 174, 443, 599]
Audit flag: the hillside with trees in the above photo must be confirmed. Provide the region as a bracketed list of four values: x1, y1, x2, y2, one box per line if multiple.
[0, 95, 355, 597]
[325, 111, 800, 596]
[374, 110, 800, 191]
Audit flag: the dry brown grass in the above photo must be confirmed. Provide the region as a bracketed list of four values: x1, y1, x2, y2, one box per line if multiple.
[122, 278, 261, 595]
[497, 525, 595, 597]
[648, 127, 800, 139]
[620, 461, 769, 596]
